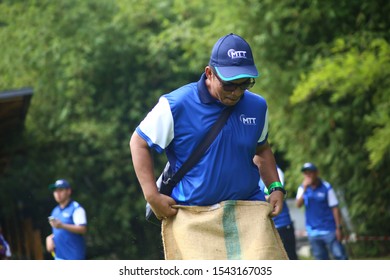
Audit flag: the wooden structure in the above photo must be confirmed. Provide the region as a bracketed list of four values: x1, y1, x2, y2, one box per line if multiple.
[0, 88, 44, 259]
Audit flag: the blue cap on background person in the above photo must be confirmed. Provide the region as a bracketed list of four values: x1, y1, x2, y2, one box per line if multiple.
[301, 162, 318, 172]
[209, 33, 259, 81]
[48, 179, 71, 190]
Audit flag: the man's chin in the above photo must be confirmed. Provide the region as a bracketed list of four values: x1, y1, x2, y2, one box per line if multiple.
[222, 99, 239, 106]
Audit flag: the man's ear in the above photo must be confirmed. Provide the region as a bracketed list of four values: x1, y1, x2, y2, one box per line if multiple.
[205, 66, 213, 79]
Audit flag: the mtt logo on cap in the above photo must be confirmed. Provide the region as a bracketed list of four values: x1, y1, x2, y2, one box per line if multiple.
[227, 49, 247, 59]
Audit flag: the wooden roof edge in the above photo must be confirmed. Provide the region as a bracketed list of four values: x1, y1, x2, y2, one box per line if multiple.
[0, 87, 34, 99]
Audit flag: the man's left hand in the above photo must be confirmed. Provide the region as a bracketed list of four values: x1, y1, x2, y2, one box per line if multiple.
[268, 190, 284, 217]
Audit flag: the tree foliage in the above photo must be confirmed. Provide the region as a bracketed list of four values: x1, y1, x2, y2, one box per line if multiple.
[0, 0, 389, 259]
[248, 0, 390, 257]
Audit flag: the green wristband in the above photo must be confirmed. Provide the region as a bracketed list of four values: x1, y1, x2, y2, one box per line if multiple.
[268, 181, 283, 190]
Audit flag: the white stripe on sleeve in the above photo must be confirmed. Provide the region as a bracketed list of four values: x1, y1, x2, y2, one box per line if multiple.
[258, 108, 268, 143]
[138, 97, 174, 149]
[328, 188, 339, 207]
[73, 207, 87, 225]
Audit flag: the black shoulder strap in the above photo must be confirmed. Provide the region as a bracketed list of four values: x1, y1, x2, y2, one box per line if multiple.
[163, 106, 234, 191]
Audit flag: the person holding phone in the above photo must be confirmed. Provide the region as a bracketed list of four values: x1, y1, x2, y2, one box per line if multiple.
[46, 179, 87, 260]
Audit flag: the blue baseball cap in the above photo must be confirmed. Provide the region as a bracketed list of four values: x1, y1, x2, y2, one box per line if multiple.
[301, 162, 318, 172]
[209, 33, 259, 81]
[48, 179, 71, 190]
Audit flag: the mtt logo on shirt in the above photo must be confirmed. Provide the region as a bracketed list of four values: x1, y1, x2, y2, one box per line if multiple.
[62, 212, 71, 218]
[240, 114, 256, 125]
[317, 192, 326, 198]
[227, 49, 247, 59]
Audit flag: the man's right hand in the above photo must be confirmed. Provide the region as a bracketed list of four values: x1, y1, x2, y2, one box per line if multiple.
[302, 176, 312, 190]
[148, 192, 178, 220]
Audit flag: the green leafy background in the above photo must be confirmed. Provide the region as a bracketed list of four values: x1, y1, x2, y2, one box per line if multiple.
[1, 0, 389, 259]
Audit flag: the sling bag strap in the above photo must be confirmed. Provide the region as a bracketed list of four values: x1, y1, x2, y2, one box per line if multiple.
[160, 105, 234, 195]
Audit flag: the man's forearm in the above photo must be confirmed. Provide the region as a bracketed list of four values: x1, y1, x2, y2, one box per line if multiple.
[296, 195, 304, 208]
[254, 142, 280, 187]
[332, 207, 342, 228]
[60, 224, 87, 235]
[129, 132, 159, 201]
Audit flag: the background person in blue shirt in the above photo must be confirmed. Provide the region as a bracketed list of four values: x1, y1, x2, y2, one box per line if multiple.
[296, 163, 348, 260]
[259, 165, 298, 260]
[46, 179, 87, 260]
[0, 225, 12, 260]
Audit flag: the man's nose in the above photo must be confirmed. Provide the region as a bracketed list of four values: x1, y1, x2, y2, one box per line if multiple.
[230, 87, 243, 96]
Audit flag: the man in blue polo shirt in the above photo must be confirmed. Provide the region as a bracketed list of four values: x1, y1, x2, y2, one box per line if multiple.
[46, 179, 87, 260]
[130, 34, 286, 259]
[296, 163, 348, 260]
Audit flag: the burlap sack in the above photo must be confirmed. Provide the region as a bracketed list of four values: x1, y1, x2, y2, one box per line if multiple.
[162, 200, 288, 260]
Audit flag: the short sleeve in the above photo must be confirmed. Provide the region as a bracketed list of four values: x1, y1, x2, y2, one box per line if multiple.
[73, 207, 87, 225]
[136, 96, 174, 152]
[327, 188, 339, 207]
[296, 186, 304, 199]
[257, 108, 268, 145]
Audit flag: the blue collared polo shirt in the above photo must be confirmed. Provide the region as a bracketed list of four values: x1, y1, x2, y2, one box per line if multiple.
[136, 73, 268, 205]
[296, 180, 339, 236]
[51, 200, 87, 259]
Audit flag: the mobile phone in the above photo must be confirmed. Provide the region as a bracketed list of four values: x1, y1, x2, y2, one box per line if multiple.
[48, 216, 55, 221]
